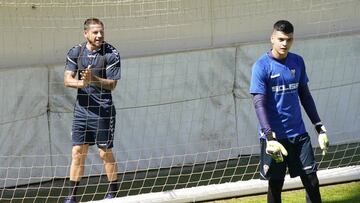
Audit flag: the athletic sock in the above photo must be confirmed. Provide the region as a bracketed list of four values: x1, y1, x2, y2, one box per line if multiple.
[68, 181, 80, 197]
[108, 180, 119, 196]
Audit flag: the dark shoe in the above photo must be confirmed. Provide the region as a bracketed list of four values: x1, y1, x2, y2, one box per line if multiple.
[104, 193, 116, 199]
[64, 196, 77, 203]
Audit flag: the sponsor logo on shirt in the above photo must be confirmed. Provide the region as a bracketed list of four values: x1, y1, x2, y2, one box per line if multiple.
[272, 83, 299, 92]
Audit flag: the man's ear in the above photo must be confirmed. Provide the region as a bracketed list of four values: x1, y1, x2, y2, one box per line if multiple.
[83, 30, 87, 38]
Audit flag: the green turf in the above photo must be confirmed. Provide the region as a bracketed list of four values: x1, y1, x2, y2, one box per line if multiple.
[204, 181, 360, 203]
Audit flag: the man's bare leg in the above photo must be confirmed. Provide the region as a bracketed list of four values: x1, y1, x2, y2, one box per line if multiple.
[99, 148, 118, 198]
[65, 144, 89, 202]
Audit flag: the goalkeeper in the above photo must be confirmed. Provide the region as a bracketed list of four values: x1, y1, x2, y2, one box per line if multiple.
[63, 18, 121, 203]
[249, 20, 329, 203]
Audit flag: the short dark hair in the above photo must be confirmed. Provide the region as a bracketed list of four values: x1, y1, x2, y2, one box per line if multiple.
[84, 18, 104, 30]
[273, 20, 294, 34]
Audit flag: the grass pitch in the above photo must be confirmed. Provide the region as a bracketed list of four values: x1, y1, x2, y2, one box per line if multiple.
[204, 181, 360, 203]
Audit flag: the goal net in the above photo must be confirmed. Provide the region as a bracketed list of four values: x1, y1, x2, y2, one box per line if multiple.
[1, 0, 360, 203]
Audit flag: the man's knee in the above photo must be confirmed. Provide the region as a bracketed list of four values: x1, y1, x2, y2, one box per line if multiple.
[301, 173, 322, 203]
[309, 173, 319, 186]
[71, 145, 88, 164]
[269, 179, 285, 189]
[301, 173, 319, 188]
[99, 148, 115, 162]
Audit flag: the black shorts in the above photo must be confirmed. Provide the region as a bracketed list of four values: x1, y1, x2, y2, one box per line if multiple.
[71, 116, 115, 149]
[259, 133, 317, 180]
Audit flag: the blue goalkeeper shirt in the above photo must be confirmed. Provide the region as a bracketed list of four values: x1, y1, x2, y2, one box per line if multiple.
[249, 52, 309, 139]
[65, 42, 121, 118]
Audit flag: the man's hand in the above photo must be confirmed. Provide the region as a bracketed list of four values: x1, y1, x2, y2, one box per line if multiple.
[315, 124, 329, 155]
[265, 131, 288, 163]
[80, 65, 93, 86]
[64, 70, 89, 89]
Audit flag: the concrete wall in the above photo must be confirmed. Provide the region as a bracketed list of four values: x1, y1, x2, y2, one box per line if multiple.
[0, 0, 360, 187]
[1, 0, 359, 68]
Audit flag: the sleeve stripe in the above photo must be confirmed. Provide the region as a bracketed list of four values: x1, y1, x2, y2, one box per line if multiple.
[106, 60, 120, 70]
[67, 56, 77, 65]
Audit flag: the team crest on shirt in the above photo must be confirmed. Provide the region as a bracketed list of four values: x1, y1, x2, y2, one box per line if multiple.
[290, 69, 296, 76]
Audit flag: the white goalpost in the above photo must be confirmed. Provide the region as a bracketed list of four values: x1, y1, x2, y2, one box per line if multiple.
[0, 0, 360, 203]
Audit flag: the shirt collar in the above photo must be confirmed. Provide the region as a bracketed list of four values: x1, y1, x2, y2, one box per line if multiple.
[267, 50, 287, 64]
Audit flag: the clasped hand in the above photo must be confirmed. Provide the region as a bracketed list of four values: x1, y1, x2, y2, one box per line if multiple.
[80, 65, 93, 86]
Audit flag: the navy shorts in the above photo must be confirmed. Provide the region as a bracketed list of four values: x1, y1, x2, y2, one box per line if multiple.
[259, 133, 317, 180]
[71, 116, 115, 149]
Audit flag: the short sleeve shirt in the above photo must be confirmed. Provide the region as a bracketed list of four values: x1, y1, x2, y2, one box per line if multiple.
[249, 52, 309, 139]
[65, 42, 121, 118]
